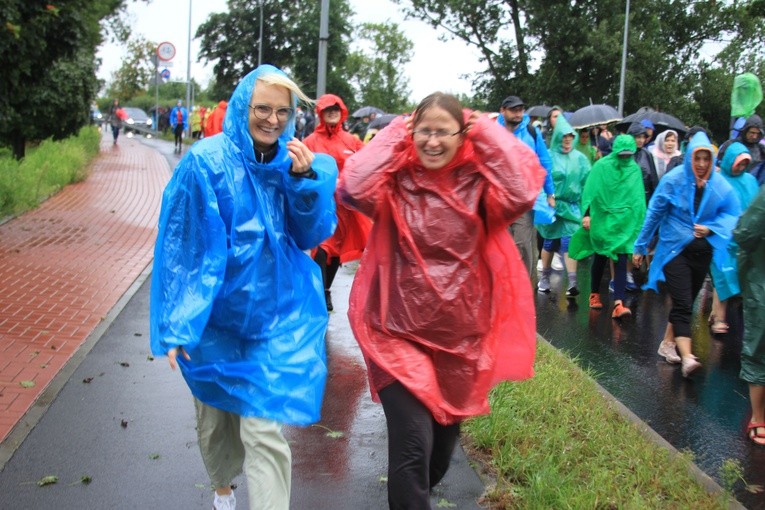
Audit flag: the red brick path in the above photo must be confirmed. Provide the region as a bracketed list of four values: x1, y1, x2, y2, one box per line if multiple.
[0, 137, 169, 442]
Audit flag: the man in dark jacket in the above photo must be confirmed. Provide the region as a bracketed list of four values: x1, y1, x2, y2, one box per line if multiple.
[718, 114, 765, 185]
[628, 122, 659, 204]
[497, 95, 558, 279]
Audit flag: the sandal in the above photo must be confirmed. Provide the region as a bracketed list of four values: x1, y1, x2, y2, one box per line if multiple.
[746, 422, 765, 447]
[711, 321, 729, 334]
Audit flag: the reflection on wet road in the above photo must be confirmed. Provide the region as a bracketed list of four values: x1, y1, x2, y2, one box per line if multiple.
[536, 266, 765, 509]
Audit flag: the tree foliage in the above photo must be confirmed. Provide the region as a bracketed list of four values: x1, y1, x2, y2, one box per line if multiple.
[107, 37, 157, 101]
[197, 0, 355, 103]
[0, 0, 142, 159]
[346, 22, 413, 113]
[397, 0, 765, 142]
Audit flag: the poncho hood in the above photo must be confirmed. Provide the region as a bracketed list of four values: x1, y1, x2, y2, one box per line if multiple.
[550, 113, 577, 153]
[314, 93, 350, 137]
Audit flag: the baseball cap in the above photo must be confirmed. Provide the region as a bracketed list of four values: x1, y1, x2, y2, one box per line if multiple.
[617, 148, 635, 156]
[501, 96, 524, 109]
[640, 119, 655, 130]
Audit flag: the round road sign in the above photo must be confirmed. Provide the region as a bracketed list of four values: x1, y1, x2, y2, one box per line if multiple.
[157, 42, 176, 61]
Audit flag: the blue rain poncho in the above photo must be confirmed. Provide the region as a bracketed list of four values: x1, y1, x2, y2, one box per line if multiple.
[150, 65, 338, 425]
[634, 132, 741, 292]
[710, 142, 760, 301]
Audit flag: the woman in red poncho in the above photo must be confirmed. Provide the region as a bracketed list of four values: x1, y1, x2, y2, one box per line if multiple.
[339, 92, 545, 509]
[303, 94, 371, 311]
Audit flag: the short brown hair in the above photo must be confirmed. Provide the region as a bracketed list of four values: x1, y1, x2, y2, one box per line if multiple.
[412, 92, 465, 133]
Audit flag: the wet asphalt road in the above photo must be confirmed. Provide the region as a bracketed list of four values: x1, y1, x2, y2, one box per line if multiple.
[0, 134, 762, 508]
[536, 267, 765, 510]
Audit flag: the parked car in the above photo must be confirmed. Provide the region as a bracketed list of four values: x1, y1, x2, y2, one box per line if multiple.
[90, 105, 103, 126]
[121, 107, 153, 133]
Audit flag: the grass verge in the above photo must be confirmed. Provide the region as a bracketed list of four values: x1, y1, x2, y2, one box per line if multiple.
[0, 127, 101, 219]
[462, 339, 733, 509]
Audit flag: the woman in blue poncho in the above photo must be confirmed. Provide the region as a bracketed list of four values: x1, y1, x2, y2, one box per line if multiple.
[633, 132, 740, 378]
[150, 65, 338, 510]
[707, 142, 759, 334]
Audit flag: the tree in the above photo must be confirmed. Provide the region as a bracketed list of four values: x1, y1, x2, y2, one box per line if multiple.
[345, 22, 413, 113]
[0, 0, 143, 159]
[197, 0, 355, 103]
[106, 37, 157, 101]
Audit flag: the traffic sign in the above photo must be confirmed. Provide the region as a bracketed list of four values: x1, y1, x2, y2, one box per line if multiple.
[157, 42, 176, 61]
[160, 68, 171, 81]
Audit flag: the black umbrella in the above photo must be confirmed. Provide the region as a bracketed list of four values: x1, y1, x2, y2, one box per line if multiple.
[616, 109, 687, 137]
[568, 104, 622, 129]
[351, 106, 385, 118]
[367, 113, 399, 130]
[525, 105, 552, 118]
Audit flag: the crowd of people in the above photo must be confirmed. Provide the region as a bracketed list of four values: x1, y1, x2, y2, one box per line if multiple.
[147, 62, 764, 509]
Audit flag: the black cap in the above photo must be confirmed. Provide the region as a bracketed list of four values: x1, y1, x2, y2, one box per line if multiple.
[501, 96, 524, 109]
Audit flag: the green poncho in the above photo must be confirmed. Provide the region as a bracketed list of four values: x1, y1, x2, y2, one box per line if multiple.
[569, 135, 646, 260]
[536, 114, 591, 240]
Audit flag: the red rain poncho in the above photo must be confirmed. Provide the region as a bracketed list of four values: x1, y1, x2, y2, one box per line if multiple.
[339, 113, 545, 425]
[304, 94, 371, 262]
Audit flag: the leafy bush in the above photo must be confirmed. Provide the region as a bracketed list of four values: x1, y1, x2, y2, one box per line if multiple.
[0, 126, 101, 218]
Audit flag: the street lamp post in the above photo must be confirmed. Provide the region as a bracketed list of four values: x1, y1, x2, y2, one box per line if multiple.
[258, 1, 264, 66]
[185, 0, 193, 139]
[617, 0, 630, 116]
[317, 0, 329, 96]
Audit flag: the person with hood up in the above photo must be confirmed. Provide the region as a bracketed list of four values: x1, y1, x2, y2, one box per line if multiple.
[651, 129, 682, 180]
[536, 114, 591, 297]
[574, 127, 599, 165]
[303, 94, 370, 311]
[718, 114, 765, 186]
[150, 64, 338, 510]
[734, 184, 765, 446]
[707, 142, 759, 335]
[633, 132, 740, 378]
[496, 95, 556, 280]
[169, 99, 189, 153]
[204, 100, 228, 137]
[628, 122, 659, 204]
[569, 135, 646, 318]
[339, 92, 545, 509]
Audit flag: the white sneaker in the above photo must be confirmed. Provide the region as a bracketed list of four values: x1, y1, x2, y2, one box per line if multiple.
[214, 492, 236, 510]
[536, 258, 543, 272]
[681, 356, 702, 378]
[657, 341, 681, 364]
[552, 252, 564, 271]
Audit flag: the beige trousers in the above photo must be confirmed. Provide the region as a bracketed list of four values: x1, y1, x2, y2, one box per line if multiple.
[194, 399, 292, 510]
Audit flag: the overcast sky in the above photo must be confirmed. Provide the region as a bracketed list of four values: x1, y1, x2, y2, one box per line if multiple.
[96, 0, 483, 102]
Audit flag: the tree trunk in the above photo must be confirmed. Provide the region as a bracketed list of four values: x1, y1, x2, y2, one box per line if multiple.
[11, 133, 25, 160]
[508, 0, 528, 77]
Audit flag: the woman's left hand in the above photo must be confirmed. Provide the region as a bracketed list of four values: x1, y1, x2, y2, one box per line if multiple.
[287, 138, 315, 174]
[693, 224, 711, 238]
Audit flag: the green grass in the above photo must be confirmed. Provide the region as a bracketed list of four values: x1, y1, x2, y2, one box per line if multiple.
[462, 340, 731, 509]
[0, 127, 101, 219]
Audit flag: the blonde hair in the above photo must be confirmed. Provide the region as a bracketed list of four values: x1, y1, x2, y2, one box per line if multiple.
[256, 73, 315, 110]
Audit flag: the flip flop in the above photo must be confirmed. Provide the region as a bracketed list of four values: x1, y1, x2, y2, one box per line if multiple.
[746, 422, 765, 447]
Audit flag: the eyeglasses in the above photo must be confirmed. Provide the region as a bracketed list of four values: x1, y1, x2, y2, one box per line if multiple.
[249, 104, 294, 121]
[412, 129, 463, 142]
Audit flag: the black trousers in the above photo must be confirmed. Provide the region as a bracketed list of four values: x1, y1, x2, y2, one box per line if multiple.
[173, 124, 184, 147]
[378, 382, 461, 510]
[313, 247, 340, 290]
[663, 239, 712, 338]
[591, 253, 627, 300]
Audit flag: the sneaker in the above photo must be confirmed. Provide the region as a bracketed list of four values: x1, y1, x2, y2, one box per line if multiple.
[608, 280, 614, 293]
[536, 258, 543, 272]
[612, 301, 632, 318]
[325, 290, 334, 312]
[552, 252, 564, 271]
[589, 293, 603, 309]
[626, 271, 638, 292]
[213, 492, 236, 510]
[681, 356, 702, 378]
[537, 274, 551, 293]
[566, 286, 579, 297]
[657, 341, 681, 364]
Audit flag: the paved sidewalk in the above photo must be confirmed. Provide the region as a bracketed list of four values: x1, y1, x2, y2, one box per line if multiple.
[0, 136, 169, 444]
